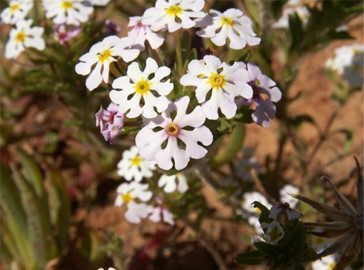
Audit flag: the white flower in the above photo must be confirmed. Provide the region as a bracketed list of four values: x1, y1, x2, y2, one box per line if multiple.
[242, 191, 272, 215]
[142, 0, 206, 32]
[114, 182, 152, 224]
[279, 184, 299, 208]
[5, 19, 45, 59]
[115, 182, 152, 207]
[311, 255, 337, 270]
[158, 173, 188, 193]
[75, 36, 140, 91]
[124, 201, 150, 224]
[180, 55, 253, 120]
[273, 6, 310, 29]
[261, 220, 285, 245]
[325, 44, 364, 88]
[117, 146, 155, 182]
[127, 16, 164, 50]
[197, 8, 260, 50]
[1, 0, 33, 25]
[136, 96, 213, 171]
[109, 57, 173, 118]
[42, 0, 94, 26]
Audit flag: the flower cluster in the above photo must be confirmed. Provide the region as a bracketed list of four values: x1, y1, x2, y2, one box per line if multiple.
[74, 0, 282, 225]
[1, 0, 111, 59]
[113, 146, 184, 224]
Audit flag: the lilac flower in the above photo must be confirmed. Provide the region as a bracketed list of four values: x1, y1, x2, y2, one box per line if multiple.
[236, 62, 281, 128]
[95, 103, 124, 143]
[54, 24, 81, 44]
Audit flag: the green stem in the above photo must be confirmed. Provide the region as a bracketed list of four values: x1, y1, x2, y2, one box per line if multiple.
[174, 31, 183, 76]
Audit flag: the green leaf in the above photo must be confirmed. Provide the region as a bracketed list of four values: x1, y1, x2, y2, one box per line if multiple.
[289, 12, 304, 51]
[0, 163, 34, 267]
[254, 241, 280, 257]
[48, 169, 71, 252]
[12, 167, 48, 269]
[235, 250, 265, 265]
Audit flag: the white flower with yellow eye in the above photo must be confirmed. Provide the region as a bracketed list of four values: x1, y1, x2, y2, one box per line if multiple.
[114, 182, 152, 224]
[197, 8, 260, 50]
[180, 55, 253, 120]
[142, 0, 206, 32]
[109, 57, 173, 119]
[1, 0, 33, 25]
[75, 36, 140, 91]
[136, 96, 213, 171]
[42, 0, 94, 26]
[117, 146, 155, 182]
[5, 19, 45, 59]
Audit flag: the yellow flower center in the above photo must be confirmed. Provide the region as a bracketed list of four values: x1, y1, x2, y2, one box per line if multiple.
[61, 0, 73, 10]
[10, 3, 20, 13]
[254, 207, 261, 214]
[98, 49, 112, 62]
[166, 5, 182, 16]
[220, 16, 234, 26]
[131, 156, 142, 166]
[208, 73, 225, 89]
[15, 31, 26, 43]
[122, 192, 133, 203]
[134, 79, 151, 95]
[166, 122, 180, 136]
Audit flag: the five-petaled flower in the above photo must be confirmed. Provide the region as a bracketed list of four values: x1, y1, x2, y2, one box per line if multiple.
[136, 96, 213, 170]
[110, 57, 173, 118]
[197, 8, 261, 50]
[117, 146, 156, 182]
[75, 35, 140, 91]
[142, 0, 206, 32]
[1, 0, 33, 25]
[42, 0, 94, 26]
[95, 103, 124, 143]
[236, 62, 281, 127]
[180, 55, 253, 120]
[115, 182, 152, 224]
[5, 19, 45, 59]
